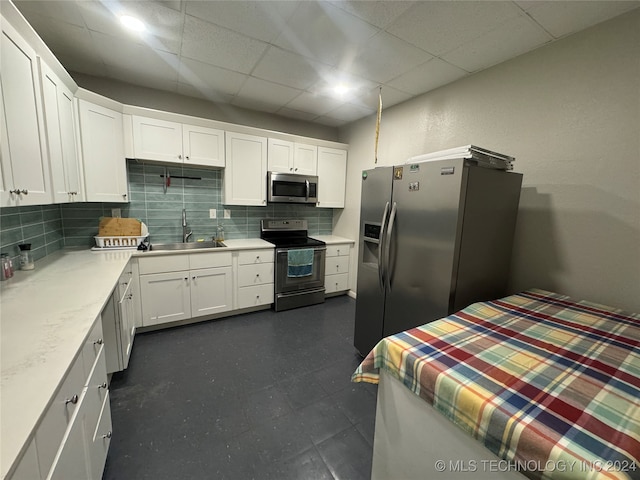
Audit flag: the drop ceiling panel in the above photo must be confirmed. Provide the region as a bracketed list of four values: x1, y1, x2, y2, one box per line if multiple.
[185, 1, 300, 43]
[276, 107, 320, 122]
[177, 83, 235, 104]
[252, 47, 328, 90]
[181, 15, 269, 73]
[237, 77, 302, 108]
[348, 31, 433, 84]
[387, 1, 524, 56]
[272, 1, 379, 66]
[285, 91, 345, 117]
[106, 65, 179, 93]
[330, 0, 416, 29]
[324, 102, 376, 122]
[442, 15, 553, 73]
[178, 58, 246, 97]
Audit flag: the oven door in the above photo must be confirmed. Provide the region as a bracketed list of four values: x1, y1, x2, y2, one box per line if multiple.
[275, 247, 326, 293]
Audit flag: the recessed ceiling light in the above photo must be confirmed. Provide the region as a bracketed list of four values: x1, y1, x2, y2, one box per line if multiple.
[119, 15, 146, 32]
[333, 84, 351, 96]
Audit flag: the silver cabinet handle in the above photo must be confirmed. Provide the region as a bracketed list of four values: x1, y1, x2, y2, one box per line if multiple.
[294, 167, 298, 171]
[289, 167, 293, 171]
[192, 276, 196, 280]
[98, 382, 107, 389]
[185, 156, 189, 160]
[21, 189, 28, 195]
[94, 338, 103, 345]
[65, 394, 79, 405]
[184, 277, 188, 280]
[102, 431, 112, 439]
[178, 154, 182, 160]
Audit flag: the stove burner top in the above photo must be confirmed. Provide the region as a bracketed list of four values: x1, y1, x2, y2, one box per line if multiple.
[260, 219, 325, 249]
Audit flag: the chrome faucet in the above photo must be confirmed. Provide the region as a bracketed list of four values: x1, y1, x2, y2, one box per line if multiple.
[182, 208, 192, 242]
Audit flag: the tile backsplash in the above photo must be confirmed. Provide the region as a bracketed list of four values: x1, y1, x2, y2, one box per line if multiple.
[1, 161, 334, 256]
[0, 204, 64, 262]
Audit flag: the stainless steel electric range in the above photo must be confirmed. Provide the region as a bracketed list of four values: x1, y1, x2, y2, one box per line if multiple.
[260, 219, 326, 312]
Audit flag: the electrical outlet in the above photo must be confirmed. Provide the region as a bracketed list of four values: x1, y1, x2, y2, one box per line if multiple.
[209, 209, 216, 219]
[223, 209, 231, 219]
[111, 208, 121, 218]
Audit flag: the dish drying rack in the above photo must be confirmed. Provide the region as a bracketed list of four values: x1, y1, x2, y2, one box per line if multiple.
[93, 222, 149, 250]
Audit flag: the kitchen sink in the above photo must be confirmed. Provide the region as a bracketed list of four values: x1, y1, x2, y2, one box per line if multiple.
[148, 241, 225, 251]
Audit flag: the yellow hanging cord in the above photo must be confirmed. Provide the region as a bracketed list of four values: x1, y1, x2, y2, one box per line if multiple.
[374, 86, 382, 164]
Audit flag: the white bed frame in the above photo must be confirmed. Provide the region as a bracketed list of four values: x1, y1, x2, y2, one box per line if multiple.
[372, 370, 526, 480]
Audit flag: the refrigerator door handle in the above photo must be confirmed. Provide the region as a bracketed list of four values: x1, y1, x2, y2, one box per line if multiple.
[384, 202, 397, 292]
[378, 202, 390, 290]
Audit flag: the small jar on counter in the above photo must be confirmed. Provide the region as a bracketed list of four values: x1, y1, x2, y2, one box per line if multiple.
[1, 253, 14, 280]
[18, 243, 35, 270]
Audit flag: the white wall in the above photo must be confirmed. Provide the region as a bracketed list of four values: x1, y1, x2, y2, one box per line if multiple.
[71, 72, 339, 142]
[336, 10, 640, 313]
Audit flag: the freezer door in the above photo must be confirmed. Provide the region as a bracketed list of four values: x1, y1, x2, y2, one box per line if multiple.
[382, 159, 464, 337]
[354, 167, 393, 356]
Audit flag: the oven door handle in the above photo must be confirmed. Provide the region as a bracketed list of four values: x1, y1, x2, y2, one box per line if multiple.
[305, 179, 310, 200]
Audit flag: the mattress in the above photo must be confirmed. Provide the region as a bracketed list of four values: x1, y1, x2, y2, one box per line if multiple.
[352, 289, 640, 480]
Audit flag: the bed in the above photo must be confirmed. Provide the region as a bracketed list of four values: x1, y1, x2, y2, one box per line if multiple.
[352, 289, 640, 480]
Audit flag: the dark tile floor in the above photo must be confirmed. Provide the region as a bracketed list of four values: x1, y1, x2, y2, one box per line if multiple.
[103, 296, 376, 480]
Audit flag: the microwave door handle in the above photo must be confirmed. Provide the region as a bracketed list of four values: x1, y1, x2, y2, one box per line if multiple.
[305, 180, 310, 200]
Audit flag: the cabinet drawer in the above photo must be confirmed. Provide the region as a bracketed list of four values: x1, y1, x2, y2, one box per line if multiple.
[117, 264, 134, 299]
[325, 255, 349, 275]
[84, 348, 109, 442]
[238, 263, 274, 287]
[81, 318, 104, 380]
[189, 251, 232, 270]
[325, 273, 349, 294]
[238, 249, 274, 265]
[238, 284, 274, 309]
[138, 255, 189, 275]
[35, 353, 86, 476]
[326, 244, 350, 257]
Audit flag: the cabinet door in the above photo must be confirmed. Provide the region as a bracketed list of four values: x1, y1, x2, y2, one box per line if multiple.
[183, 124, 225, 167]
[317, 147, 347, 208]
[40, 61, 82, 203]
[190, 266, 233, 316]
[48, 397, 92, 480]
[140, 272, 191, 326]
[89, 393, 112, 480]
[0, 79, 14, 207]
[118, 286, 134, 370]
[78, 100, 127, 203]
[131, 115, 182, 163]
[224, 132, 267, 206]
[267, 138, 294, 173]
[293, 143, 318, 175]
[0, 20, 51, 206]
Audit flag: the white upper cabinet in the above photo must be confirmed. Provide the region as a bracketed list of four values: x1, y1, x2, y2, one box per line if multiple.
[317, 147, 347, 208]
[39, 60, 83, 203]
[224, 131, 267, 206]
[77, 99, 128, 203]
[131, 115, 225, 168]
[0, 18, 52, 206]
[268, 138, 317, 175]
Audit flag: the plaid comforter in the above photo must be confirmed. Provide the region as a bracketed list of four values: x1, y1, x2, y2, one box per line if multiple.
[352, 289, 640, 480]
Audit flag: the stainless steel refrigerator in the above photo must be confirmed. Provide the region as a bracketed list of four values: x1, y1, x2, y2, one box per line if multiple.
[354, 156, 523, 356]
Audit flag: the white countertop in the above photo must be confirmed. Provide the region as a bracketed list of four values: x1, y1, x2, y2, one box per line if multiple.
[0, 248, 132, 478]
[311, 235, 355, 245]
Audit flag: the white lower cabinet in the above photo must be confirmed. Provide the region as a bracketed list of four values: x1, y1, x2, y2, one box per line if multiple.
[139, 251, 233, 327]
[236, 249, 274, 308]
[30, 322, 111, 480]
[324, 243, 352, 295]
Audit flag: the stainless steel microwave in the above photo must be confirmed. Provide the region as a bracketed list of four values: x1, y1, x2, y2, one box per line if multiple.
[267, 172, 318, 204]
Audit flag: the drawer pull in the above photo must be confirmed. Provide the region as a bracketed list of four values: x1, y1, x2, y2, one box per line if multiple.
[102, 431, 112, 439]
[65, 394, 79, 405]
[94, 338, 103, 345]
[98, 382, 108, 389]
